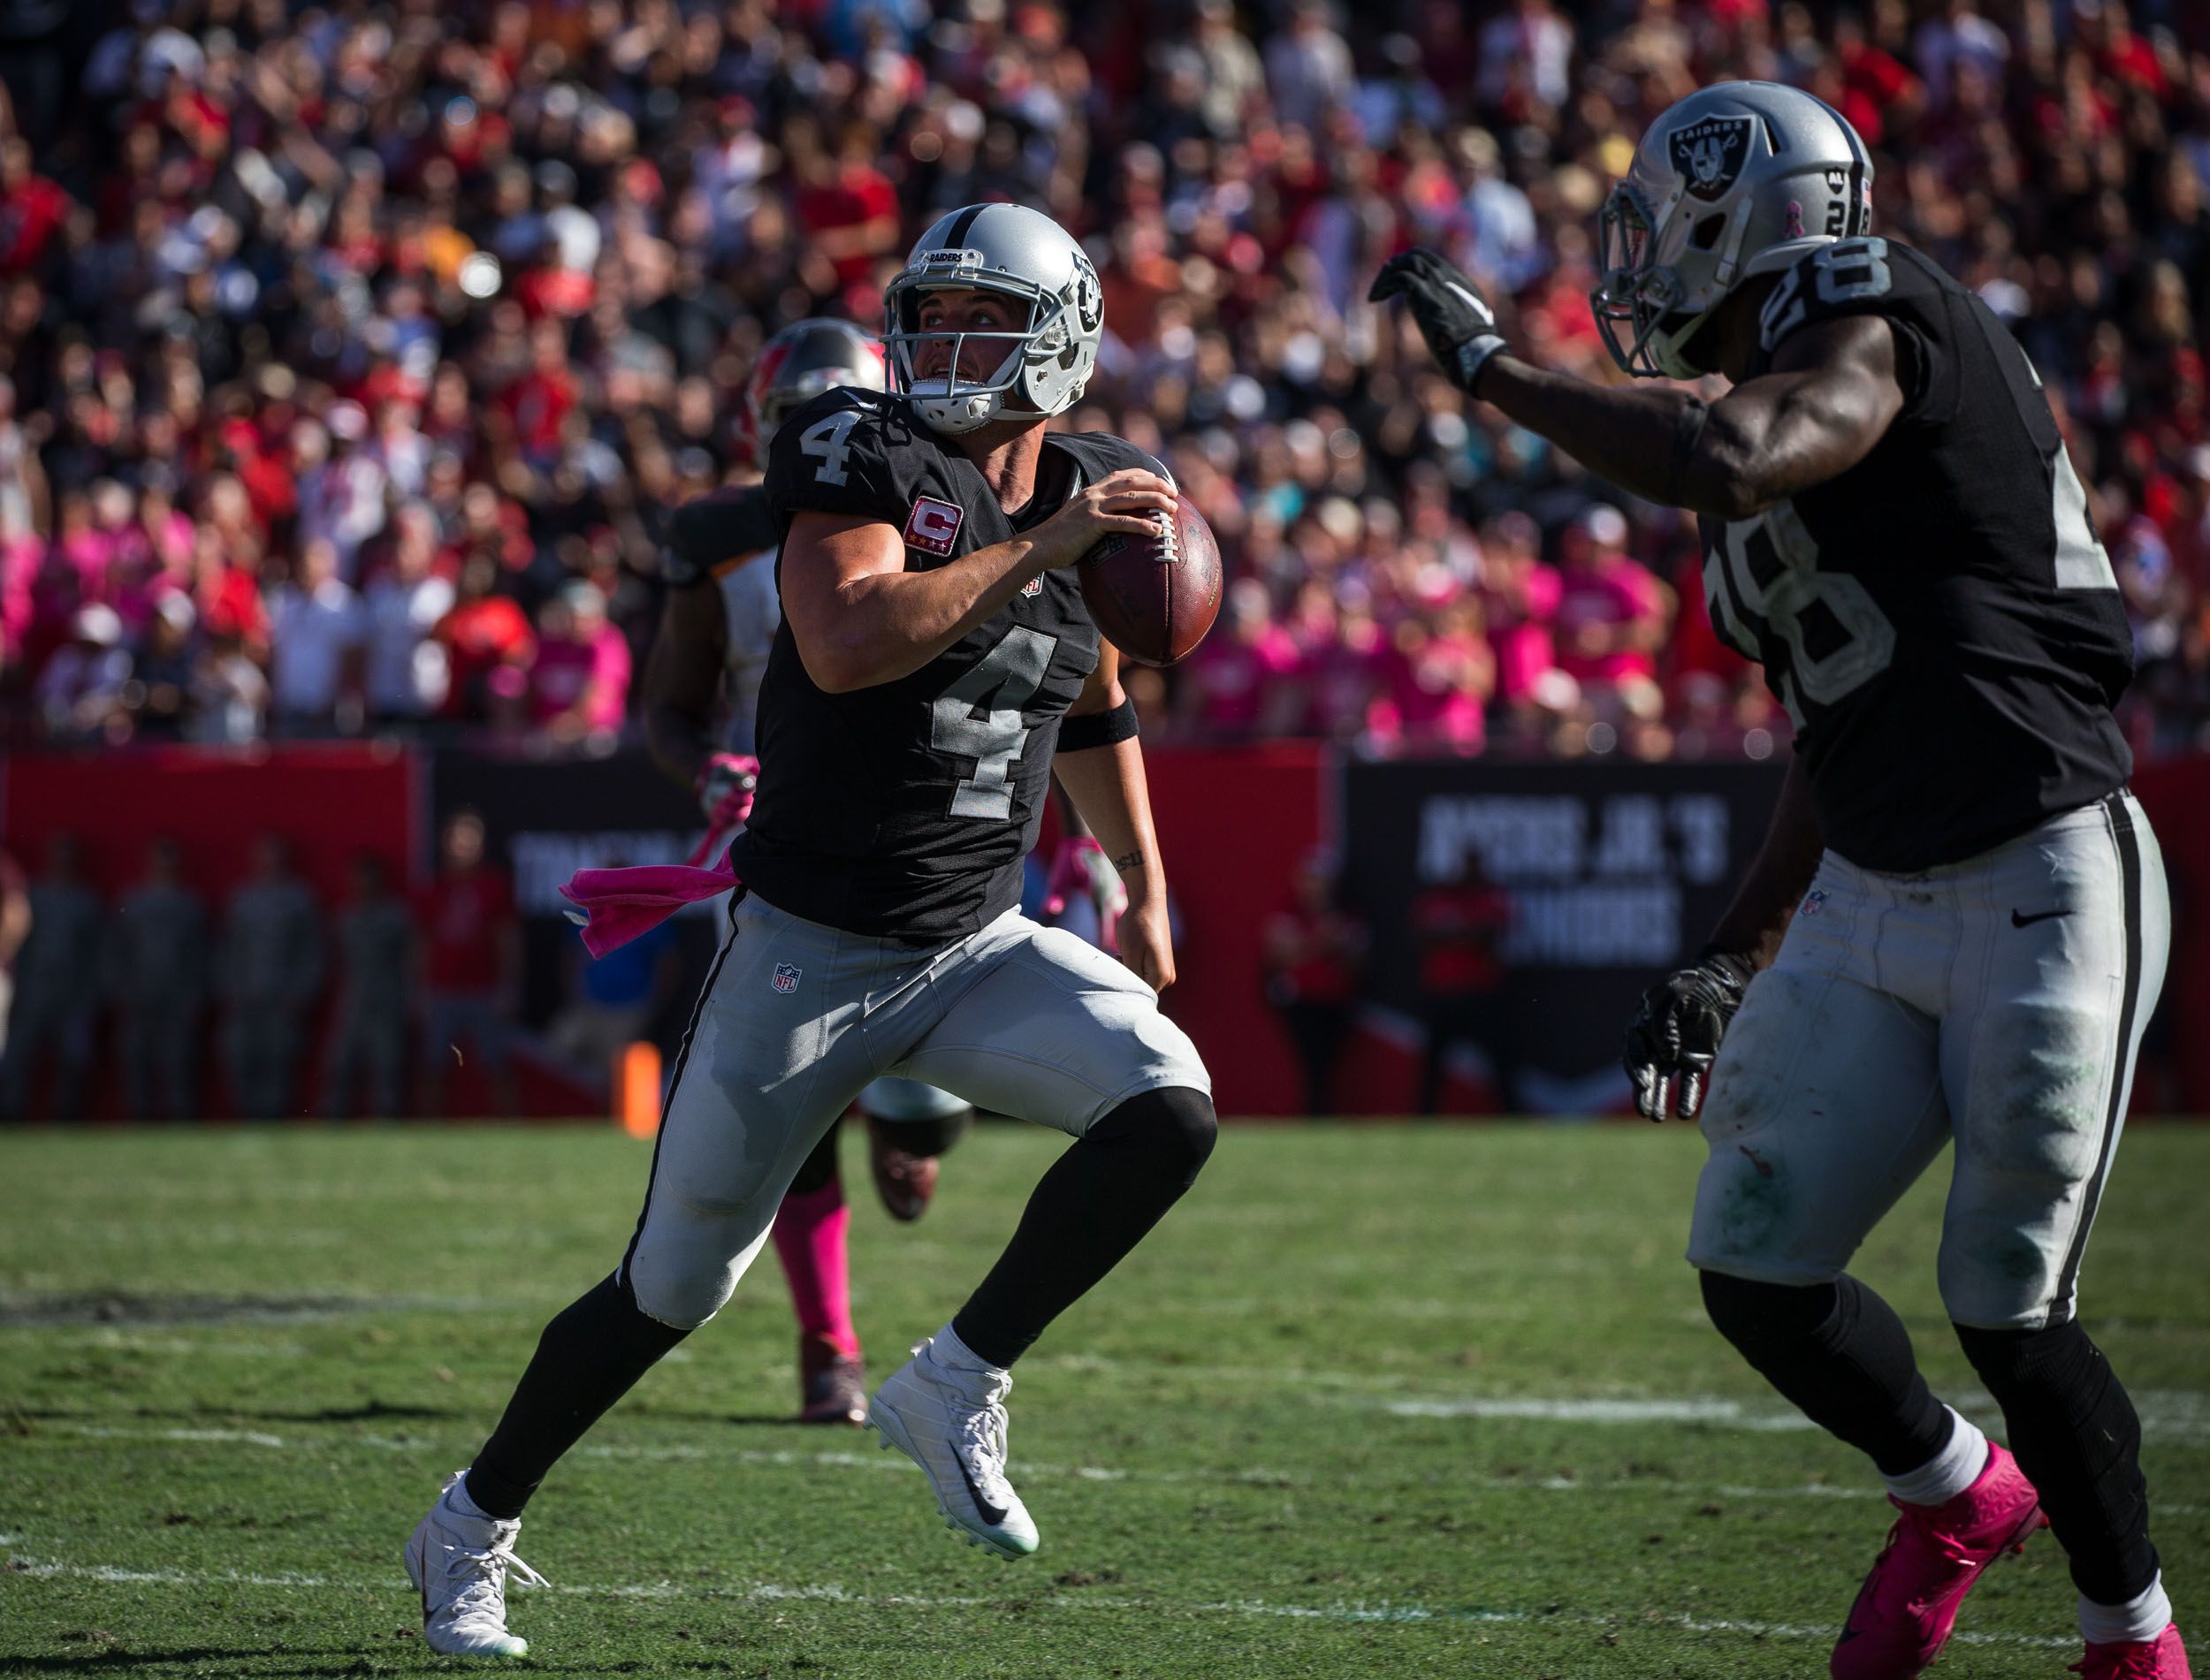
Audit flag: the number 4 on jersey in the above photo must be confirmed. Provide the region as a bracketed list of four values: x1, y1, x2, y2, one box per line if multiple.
[932, 627, 1060, 819]
[801, 411, 862, 487]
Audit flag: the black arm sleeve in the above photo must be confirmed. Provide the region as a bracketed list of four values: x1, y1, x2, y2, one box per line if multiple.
[1055, 696, 1139, 754]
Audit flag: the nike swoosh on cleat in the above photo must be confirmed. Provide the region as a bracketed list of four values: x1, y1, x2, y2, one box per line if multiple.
[2011, 908, 2072, 927]
[952, 1454, 1010, 1526]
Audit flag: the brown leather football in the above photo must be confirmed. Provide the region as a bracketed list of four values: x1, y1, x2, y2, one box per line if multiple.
[1077, 492, 1223, 667]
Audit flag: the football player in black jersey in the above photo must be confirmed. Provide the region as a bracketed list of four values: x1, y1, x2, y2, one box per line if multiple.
[404, 205, 1215, 1658]
[644, 319, 978, 1430]
[1376, 81, 2184, 1680]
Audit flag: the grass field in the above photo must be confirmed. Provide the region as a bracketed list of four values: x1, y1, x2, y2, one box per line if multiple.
[1, 1121, 2205, 1679]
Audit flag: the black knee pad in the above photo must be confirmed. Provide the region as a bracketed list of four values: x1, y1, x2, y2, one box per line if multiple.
[786, 1115, 843, 1197]
[1700, 1269, 1840, 1353]
[1087, 1086, 1217, 1187]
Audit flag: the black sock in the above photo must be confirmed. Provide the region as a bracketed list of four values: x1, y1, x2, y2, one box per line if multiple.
[1701, 1271, 1954, 1475]
[952, 1086, 1216, 1367]
[1955, 1319, 2159, 1605]
[464, 1271, 691, 1519]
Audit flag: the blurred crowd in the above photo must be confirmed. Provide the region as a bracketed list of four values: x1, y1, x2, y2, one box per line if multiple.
[2, 0, 2207, 764]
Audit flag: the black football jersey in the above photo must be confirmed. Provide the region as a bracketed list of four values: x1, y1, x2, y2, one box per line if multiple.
[1701, 237, 2133, 871]
[731, 388, 1163, 943]
[659, 486, 779, 588]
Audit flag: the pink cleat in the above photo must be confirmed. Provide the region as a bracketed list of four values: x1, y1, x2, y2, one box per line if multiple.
[2073, 1625, 2193, 1680]
[1830, 1442, 2048, 1679]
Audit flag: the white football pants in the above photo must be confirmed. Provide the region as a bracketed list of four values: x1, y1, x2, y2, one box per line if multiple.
[621, 889, 1208, 1330]
[1688, 792, 2167, 1330]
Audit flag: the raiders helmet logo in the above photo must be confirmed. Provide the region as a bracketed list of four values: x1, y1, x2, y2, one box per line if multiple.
[1668, 115, 1755, 203]
[1072, 256, 1103, 336]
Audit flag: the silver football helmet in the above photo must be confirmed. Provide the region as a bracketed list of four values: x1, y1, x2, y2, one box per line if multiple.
[1593, 81, 1874, 379]
[747, 319, 886, 452]
[882, 203, 1104, 435]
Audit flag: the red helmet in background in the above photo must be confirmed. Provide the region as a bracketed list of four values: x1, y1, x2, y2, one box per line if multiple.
[741, 319, 887, 462]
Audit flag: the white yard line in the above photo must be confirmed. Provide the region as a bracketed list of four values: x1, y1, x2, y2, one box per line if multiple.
[1, 1552, 2080, 1651]
[16, 1420, 2202, 1515]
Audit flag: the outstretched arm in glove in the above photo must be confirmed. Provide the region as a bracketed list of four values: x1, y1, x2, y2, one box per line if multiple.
[1623, 753, 1825, 1120]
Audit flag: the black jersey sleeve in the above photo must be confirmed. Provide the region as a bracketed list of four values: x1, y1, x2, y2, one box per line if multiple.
[660, 484, 780, 586]
[1751, 238, 1957, 426]
[764, 387, 918, 532]
[1049, 430, 1177, 493]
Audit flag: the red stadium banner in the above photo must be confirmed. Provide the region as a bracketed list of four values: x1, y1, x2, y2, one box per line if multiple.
[1, 741, 418, 904]
[2130, 757, 2210, 1115]
[4, 742, 2206, 1119]
[1141, 741, 1328, 1119]
[0, 743, 423, 1121]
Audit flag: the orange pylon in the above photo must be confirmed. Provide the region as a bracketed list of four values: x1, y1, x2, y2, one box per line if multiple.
[616, 1041, 662, 1138]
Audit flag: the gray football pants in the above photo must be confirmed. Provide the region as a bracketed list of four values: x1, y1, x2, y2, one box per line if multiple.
[621, 890, 1209, 1330]
[1688, 792, 2168, 1330]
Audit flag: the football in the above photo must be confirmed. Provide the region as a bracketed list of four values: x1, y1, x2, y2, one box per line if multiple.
[1078, 492, 1223, 667]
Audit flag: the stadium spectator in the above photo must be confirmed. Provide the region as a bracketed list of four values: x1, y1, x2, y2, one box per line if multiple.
[436, 556, 535, 726]
[267, 538, 368, 735]
[416, 810, 519, 1119]
[362, 505, 455, 726]
[1552, 506, 1670, 726]
[110, 836, 210, 1121]
[1409, 860, 1516, 1116]
[1263, 849, 1368, 1117]
[1174, 577, 1304, 740]
[526, 582, 631, 749]
[324, 852, 415, 1121]
[0, 833, 100, 1121]
[219, 833, 325, 1121]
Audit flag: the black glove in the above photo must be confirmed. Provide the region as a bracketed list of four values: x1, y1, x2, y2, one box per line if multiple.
[1368, 248, 1510, 396]
[1622, 948, 1757, 1121]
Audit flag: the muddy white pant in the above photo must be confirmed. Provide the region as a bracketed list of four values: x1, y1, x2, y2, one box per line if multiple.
[1688, 791, 2168, 1330]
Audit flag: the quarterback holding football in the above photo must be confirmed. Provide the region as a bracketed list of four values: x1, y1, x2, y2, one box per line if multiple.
[404, 203, 1216, 1657]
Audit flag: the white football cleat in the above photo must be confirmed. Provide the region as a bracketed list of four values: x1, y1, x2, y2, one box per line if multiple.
[402, 1470, 547, 1657]
[869, 1337, 1039, 1559]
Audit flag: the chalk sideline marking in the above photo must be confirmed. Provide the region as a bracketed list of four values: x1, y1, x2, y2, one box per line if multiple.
[17, 1421, 2203, 1517]
[2, 1551, 2078, 1652]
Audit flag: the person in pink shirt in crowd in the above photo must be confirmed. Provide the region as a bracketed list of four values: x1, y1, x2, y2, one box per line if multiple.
[527, 581, 631, 748]
[1300, 586, 1393, 745]
[51, 487, 118, 604]
[1173, 578, 1304, 741]
[1476, 509, 1564, 716]
[1377, 596, 1495, 756]
[1552, 504, 1672, 720]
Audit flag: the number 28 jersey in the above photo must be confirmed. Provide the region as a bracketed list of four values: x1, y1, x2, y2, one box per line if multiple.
[731, 388, 1161, 944]
[1701, 238, 2133, 872]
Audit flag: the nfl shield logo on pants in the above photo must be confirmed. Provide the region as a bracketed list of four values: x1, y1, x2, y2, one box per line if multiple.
[772, 962, 801, 994]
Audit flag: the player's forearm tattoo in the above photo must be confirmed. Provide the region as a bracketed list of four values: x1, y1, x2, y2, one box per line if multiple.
[1113, 851, 1142, 875]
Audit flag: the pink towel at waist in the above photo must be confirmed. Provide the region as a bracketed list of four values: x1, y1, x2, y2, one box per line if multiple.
[560, 855, 739, 957]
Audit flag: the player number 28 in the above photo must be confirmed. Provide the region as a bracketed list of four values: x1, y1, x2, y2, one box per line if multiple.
[1757, 237, 1894, 353]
